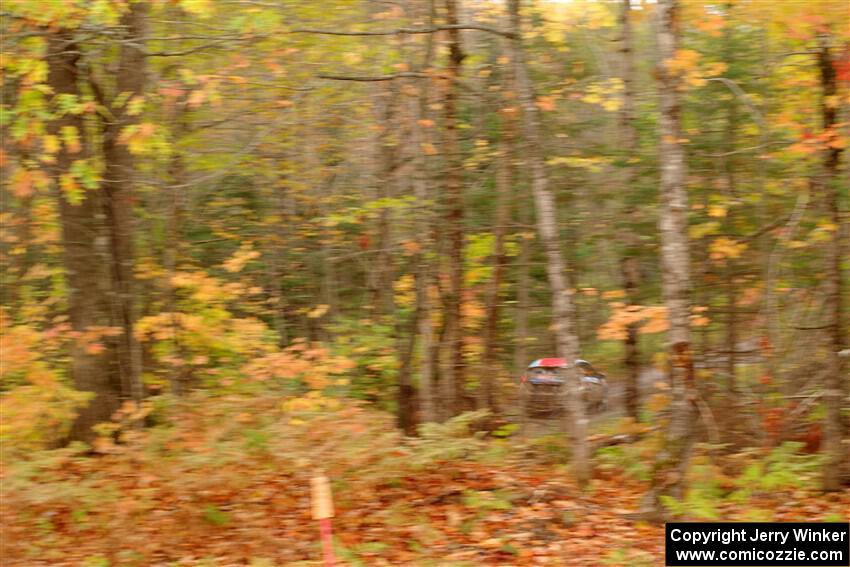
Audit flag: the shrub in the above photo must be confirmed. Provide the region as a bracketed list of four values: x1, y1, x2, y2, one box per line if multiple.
[0, 311, 91, 453]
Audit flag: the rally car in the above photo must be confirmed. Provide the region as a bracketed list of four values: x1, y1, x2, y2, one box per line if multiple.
[520, 358, 608, 417]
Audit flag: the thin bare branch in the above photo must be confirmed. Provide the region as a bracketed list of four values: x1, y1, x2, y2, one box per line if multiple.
[318, 72, 429, 82]
[289, 24, 514, 39]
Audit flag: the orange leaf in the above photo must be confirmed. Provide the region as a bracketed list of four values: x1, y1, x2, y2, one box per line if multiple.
[536, 96, 556, 111]
[11, 168, 33, 197]
[828, 136, 847, 149]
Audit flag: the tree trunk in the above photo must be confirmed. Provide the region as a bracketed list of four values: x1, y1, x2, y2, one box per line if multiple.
[514, 192, 532, 376]
[723, 99, 739, 435]
[442, 0, 467, 416]
[47, 31, 119, 442]
[508, 0, 590, 486]
[622, 256, 641, 420]
[640, 0, 696, 519]
[371, 82, 398, 317]
[411, 10, 438, 423]
[101, 2, 147, 404]
[619, 0, 641, 422]
[481, 102, 514, 414]
[397, 302, 420, 435]
[722, 2, 739, 417]
[817, 35, 847, 491]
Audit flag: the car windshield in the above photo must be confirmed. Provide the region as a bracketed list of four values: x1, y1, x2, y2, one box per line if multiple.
[530, 368, 559, 379]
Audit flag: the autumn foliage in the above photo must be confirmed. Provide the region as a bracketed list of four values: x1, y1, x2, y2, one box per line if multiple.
[1, 0, 849, 564]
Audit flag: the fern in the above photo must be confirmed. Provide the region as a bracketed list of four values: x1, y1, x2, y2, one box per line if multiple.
[408, 410, 490, 467]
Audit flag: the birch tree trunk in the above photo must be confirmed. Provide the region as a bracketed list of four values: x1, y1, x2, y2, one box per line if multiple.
[514, 175, 532, 377]
[619, 0, 642, 422]
[508, 0, 590, 486]
[640, 0, 696, 519]
[514, 226, 531, 374]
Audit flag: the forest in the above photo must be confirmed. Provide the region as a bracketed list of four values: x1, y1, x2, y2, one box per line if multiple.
[1, 0, 848, 565]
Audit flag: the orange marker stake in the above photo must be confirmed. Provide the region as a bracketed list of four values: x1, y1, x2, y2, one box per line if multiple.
[311, 474, 336, 567]
[319, 517, 335, 566]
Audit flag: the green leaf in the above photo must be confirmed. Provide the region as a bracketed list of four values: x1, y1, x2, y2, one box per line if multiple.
[203, 505, 230, 526]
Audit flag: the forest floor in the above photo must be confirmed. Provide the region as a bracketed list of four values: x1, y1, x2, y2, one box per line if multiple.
[2, 393, 848, 567]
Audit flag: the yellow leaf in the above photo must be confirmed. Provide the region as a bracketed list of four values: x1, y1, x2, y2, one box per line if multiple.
[60, 174, 81, 203]
[223, 244, 260, 272]
[127, 95, 145, 116]
[707, 205, 727, 218]
[180, 0, 211, 17]
[308, 304, 330, 319]
[60, 125, 81, 154]
[582, 93, 602, 105]
[42, 135, 60, 155]
[602, 98, 622, 112]
[690, 221, 720, 239]
[709, 237, 746, 260]
[188, 89, 206, 108]
[703, 62, 728, 77]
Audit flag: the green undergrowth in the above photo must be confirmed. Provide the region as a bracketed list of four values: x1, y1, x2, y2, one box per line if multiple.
[3, 392, 842, 566]
[3, 394, 533, 566]
[2, 395, 503, 516]
[595, 432, 829, 520]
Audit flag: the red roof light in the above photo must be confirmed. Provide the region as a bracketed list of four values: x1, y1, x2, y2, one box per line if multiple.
[528, 358, 567, 369]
